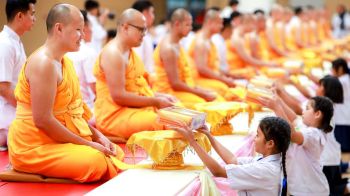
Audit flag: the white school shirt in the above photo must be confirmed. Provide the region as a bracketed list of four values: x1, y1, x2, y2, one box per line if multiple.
[87, 13, 107, 53]
[133, 33, 155, 74]
[320, 125, 341, 166]
[334, 74, 350, 125]
[66, 42, 97, 110]
[225, 154, 282, 196]
[0, 25, 26, 130]
[211, 33, 228, 72]
[287, 121, 329, 196]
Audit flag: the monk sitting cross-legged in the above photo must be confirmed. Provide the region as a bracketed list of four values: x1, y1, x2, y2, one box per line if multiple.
[187, 8, 236, 99]
[8, 4, 124, 183]
[94, 9, 176, 140]
[153, 8, 218, 108]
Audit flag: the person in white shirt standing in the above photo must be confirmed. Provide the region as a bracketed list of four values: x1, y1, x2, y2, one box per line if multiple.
[0, 0, 36, 150]
[132, 1, 156, 74]
[332, 4, 350, 39]
[66, 10, 97, 111]
[84, 0, 108, 53]
[331, 58, 350, 153]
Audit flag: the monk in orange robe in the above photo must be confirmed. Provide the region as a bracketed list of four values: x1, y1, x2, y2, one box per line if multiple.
[229, 14, 278, 68]
[153, 8, 217, 107]
[187, 9, 236, 98]
[8, 4, 124, 183]
[94, 9, 176, 139]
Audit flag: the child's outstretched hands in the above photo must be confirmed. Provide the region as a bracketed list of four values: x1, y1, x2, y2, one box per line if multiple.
[165, 122, 195, 142]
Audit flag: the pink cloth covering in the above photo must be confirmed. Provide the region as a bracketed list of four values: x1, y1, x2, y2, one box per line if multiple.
[178, 134, 256, 195]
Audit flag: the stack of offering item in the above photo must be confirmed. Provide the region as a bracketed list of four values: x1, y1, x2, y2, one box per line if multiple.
[245, 84, 273, 105]
[157, 106, 206, 130]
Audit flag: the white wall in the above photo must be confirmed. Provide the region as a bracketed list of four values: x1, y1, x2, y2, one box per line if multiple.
[290, 0, 325, 8]
[237, 0, 276, 14]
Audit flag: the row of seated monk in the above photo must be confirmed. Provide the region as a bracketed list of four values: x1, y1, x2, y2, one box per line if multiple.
[1, 1, 349, 185]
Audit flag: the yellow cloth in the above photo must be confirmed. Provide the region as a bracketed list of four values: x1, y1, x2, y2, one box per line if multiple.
[225, 40, 246, 70]
[194, 102, 253, 135]
[126, 130, 211, 168]
[153, 44, 206, 108]
[8, 56, 124, 183]
[94, 50, 163, 139]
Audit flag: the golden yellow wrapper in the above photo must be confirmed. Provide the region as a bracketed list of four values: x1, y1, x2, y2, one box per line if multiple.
[245, 84, 273, 105]
[126, 130, 211, 169]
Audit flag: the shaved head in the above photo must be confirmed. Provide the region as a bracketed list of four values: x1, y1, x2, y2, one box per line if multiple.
[170, 8, 191, 25]
[117, 8, 144, 27]
[204, 9, 220, 24]
[46, 4, 81, 34]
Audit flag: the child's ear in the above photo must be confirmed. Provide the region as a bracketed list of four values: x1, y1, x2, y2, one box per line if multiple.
[315, 110, 322, 120]
[266, 140, 275, 150]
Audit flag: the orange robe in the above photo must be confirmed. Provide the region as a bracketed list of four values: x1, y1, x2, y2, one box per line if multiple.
[257, 31, 280, 61]
[153, 45, 206, 108]
[8, 56, 124, 183]
[94, 50, 163, 139]
[187, 37, 230, 98]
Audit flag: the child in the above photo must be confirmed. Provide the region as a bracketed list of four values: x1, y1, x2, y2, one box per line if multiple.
[331, 58, 350, 152]
[169, 116, 291, 196]
[259, 95, 333, 195]
[317, 75, 349, 195]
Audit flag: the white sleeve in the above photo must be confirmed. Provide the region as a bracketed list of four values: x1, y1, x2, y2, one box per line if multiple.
[83, 50, 97, 83]
[225, 161, 278, 190]
[0, 43, 15, 82]
[301, 127, 325, 154]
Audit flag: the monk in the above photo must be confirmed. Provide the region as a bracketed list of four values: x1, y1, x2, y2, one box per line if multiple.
[266, 4, 290, 57]
[8, 4, 124, 182]
[153, 8, 217, 107]
[188, 8, 236, 98]
[229, 14, 278, 68]
[94, 9, 176, 139]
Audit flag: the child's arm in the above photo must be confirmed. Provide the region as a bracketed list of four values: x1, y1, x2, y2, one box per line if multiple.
[259, 95, 304, 145]
[168, 125, 227, 177]
[197, 127, 238, 165]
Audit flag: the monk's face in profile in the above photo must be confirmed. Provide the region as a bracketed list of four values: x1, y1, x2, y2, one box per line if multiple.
[61, 10, 84, 52]
[126, 15, 147, 47]
[21, 3, 36, 32]
[179, 15, 193, 37]
[211, 16, 223, 34]
[255, 16, 266, 32]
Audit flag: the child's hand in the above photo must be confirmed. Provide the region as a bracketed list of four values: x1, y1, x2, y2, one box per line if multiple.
[166, 124, 196, 142]
[258, 94, 280, 110]
[196, 125, 211, 136]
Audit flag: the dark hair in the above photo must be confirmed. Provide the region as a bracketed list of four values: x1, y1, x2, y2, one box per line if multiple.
[132, 1, 153, 13]
[332, 58, 350, 76]
[294, 6, 303, 15]
[254, 9, 265, 15]
[319, 75, 344, 104]
[310, 96, 334, 133]
[107, 29, 116, 39]
[208, 6, 220, 12]
[230, 11, 241, 20]
[80, 10, 89, 24]
[84, 0, 99, 11]
[229, 0, 239, 6]
[5, 0, 36, 22]
[222, 18, 232, 30]
[259, 116, 291, 196]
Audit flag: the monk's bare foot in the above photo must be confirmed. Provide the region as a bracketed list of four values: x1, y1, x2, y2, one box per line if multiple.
[0, 129, 8, 149]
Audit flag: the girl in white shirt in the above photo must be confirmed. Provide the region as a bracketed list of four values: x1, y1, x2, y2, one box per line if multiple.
[317, 75, 349, 195]
[331, 58, 350, 153]
[260, 95, 333, 195]
[170, 116, 291, 196]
